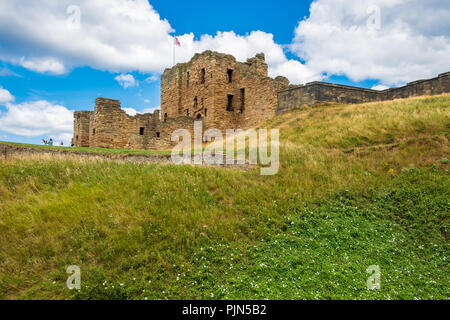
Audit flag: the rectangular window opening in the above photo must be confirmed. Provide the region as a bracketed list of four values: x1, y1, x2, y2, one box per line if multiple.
[227, 95, 234, 111]
[187, 72, 190, 88]
[240, 88, 245, 112]
[139, 127, 145, 135]
[201, 68, 205, 84]
[227, 69, 233, 83]
[156, 132, 160, 138]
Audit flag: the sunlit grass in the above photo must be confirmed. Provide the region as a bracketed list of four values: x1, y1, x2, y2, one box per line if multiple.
[0, 141, 172, 156]
[0, 94, 448, 299]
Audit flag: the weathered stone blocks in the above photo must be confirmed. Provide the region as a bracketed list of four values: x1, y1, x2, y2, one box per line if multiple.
[74, 50, 450, 150]
[277, 72, 450, 114]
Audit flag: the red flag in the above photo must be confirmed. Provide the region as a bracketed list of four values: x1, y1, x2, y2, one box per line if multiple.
[175, 37, 181, 47]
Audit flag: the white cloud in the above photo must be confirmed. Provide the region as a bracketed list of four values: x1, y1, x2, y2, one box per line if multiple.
[1, 0, 447, 87]
[16, 57, 66, 75]
[141, 106, 159, 114]
[0, 1, 319, 84]
[123, 106, 158, 116]
[174, 31, 321, 84]
[292, 0, 450, 86]
[123, 107, 137, 116]
[0, 67, 20, 77]
[0, 100, 74, 144]
[371, 84, 389, 91]
[144, 75, 158, 82]
[144, 99, 150, 104]
[0, 86, 14, 104]
[269, 59, 321, 85]
[0, 0, 174, 74]
[115, 74, 139, 88]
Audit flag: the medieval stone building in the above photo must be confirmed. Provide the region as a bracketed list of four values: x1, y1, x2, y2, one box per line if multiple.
[73, 98, 194, 150]
[74, 50, 450, 150]
[74, 51, 290, 150]
[161, 51, 289, 132]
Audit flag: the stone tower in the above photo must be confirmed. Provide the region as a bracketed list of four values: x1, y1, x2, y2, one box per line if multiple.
[160, 51, 290, 132]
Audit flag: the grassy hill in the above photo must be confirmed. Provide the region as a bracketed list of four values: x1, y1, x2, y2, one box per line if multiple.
[0, 95, 448, 300]
[0, 141, 172, 156]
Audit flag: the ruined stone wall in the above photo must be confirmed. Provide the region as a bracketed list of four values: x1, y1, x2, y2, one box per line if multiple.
[277, 82, 380, 114]
[161, 51, 289, 132]
[78, 98, 196, 150]
[382, 72, 450, 100]
[277, 72, 450, 114]
[161, 66, 184, 119]
[73, 111, 93, 147]
[74, 50, 449, 151]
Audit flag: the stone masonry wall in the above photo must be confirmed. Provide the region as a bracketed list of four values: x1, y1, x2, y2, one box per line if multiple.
[382, 72, 450, 100]
[73, 111, 93, 147]
[277, 72, 450, 114]
[75, 98, 197, 150]
[161, 51, 290, 133]
[74, 50, 449, 151]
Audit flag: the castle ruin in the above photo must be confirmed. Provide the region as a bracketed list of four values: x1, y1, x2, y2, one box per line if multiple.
[74, 50, 450, 150]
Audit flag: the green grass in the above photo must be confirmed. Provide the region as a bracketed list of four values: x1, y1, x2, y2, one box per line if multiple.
[0, 94, 448, 300]
[0, 141, 172, 156]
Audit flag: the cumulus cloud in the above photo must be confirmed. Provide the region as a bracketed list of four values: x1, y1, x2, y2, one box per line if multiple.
[0, 0, 174, 74]
[175, 31, 322, 83]
[0, 99, 74, 144]
[292, 0, 450, 85]
[123, 106, 158, 116]
[371, 84, 389, 91]
[142, 106, 159, 114]
[115, 74, 139, 88]
[0, 86, 14, 104]
[122, 107, 137, 116]
[1, 0, 447, 87]
[0, 0, 319, 84]
[269, 59, 321, 85]
[16, 57, 66, 75]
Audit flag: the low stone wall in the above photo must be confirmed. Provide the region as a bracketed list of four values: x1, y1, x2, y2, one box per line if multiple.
[277, 71, 450, 114]
[73, 111, 93, 147]
[74, 98, 199, 151]
[0, 143, 255, 170]
[0, 143, 173, 164]
[382, 72, 450, 100]
[277, 82, 378, 114]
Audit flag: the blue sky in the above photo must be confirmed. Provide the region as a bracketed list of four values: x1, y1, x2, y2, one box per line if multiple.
[152, 0, 311, 44]
[0, 0, 449, 145]
[0, 1, 313, 112]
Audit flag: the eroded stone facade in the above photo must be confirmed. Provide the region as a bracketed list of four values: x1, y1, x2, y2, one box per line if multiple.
[277, 72, 450, 114]
[74, 50, 450, 150]
[74, 98, 195, 150]
[74, 51, 289, 149]
[161, 51, 289, 132]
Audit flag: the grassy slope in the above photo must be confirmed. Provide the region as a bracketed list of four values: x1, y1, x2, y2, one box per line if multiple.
[0, 95, 448, 300]
[0, 141, 172, 156]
